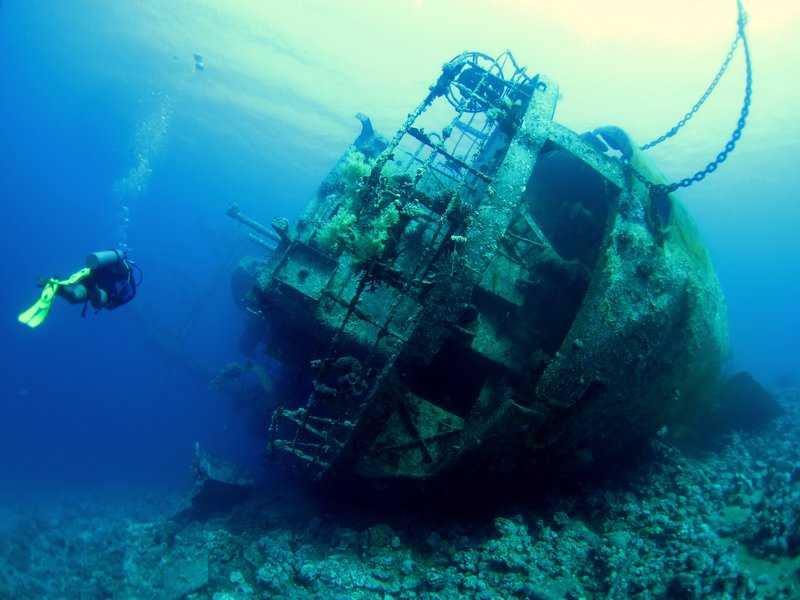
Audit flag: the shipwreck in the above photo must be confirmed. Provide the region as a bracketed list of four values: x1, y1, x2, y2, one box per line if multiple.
[228, 50, 728, 486]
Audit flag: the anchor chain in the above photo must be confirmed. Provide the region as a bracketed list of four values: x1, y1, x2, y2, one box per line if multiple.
[640, 33, 742, 151]
[634, 0, 752, 195]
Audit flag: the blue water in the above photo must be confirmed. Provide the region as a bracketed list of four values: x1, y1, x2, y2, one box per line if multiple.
[1, 1, 798, 493]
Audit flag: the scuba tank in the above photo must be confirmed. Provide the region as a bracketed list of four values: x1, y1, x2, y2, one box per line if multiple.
[85, 250, 122, 269]
[85, 249, 142, 309]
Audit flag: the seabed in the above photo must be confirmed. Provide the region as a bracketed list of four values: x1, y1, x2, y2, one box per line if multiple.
[1, 388, 797, 599]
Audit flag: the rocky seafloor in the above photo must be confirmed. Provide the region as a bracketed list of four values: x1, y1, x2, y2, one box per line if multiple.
[1, 388, 798, 600]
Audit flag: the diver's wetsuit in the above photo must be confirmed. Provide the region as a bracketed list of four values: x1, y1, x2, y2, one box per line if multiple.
[58, 255, 137, 310]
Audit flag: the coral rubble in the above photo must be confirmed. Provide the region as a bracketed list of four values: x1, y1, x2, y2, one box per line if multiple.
[2, 390, 797, 599]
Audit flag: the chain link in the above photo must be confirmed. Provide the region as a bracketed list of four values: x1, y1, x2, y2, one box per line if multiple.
[640, 33, 741, 151]
[634, 0, 752, 195]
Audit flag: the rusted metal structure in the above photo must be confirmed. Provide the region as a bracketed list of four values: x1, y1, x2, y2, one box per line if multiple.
[230, 50, 728, 484]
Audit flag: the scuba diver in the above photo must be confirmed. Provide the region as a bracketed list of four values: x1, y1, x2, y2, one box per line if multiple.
[18, 250, 141, 328]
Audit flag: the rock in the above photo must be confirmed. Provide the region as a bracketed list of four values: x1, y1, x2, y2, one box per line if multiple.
[786, 520, 800, 557]
[400, 558, 415, 575]
[606, 530, 630, 549]
[667, 572, 699, 599]
[296, 562, 317, 586]
[361, 524, 397, 555]
[161, 553, 209, 599]
[711, 372, 783, 434]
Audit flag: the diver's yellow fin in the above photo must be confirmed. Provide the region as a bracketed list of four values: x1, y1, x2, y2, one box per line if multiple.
[18, 281, 59, 328]
[17, 267, 92, 329]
